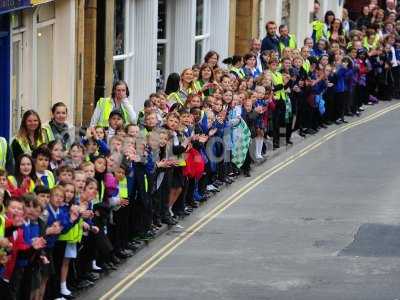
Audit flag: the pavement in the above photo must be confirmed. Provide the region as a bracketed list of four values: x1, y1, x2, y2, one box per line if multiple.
[81, 101, 400, 300]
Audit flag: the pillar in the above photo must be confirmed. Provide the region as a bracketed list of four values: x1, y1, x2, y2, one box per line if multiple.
[170, 0, 196, 73]
[210, 0, 230, 59]
[131, 0, 158, 110]
[289, 0, 314, 48]
[260, 0, 282, 38]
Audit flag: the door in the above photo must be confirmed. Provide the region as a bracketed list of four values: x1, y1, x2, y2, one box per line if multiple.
[11, 33, 23, 136]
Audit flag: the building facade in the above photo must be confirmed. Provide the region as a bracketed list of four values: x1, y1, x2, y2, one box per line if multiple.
[1, 0, 347, 139]
[232, 0, 345, 55]
[0, 0, 76, 139]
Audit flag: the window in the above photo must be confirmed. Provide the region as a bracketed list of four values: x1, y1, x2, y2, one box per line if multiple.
[113, 0, 126, 82]
[11, 12, 23, 29]
[113, 0, 134, 84]
[194, 0, 210, 64]
[35, 2, 55, 121]
[157, 0, 167, 91]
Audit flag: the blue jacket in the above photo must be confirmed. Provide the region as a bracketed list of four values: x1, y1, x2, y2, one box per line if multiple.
[261, 34, 279, 53]
[45, 204, 74, 249]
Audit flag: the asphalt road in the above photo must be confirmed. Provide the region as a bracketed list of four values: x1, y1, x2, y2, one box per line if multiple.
[85, 101, 400, 300]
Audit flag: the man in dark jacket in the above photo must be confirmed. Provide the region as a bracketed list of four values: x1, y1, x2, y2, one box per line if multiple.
[261, 21, 280, 53]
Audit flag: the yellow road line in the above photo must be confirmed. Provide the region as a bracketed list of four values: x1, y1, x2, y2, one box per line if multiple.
[100, 102, 400, 300]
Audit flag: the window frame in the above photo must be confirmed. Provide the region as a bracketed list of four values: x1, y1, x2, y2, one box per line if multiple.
[194, 0, 210, 64]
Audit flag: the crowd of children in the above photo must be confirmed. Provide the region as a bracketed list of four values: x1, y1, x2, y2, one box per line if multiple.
[0, 1, 399, 299]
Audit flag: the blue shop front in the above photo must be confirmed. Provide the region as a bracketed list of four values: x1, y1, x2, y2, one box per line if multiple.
[0, 0, 30, 140]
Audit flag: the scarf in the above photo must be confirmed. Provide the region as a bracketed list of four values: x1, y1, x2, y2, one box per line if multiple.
[49, 119, 70, 143]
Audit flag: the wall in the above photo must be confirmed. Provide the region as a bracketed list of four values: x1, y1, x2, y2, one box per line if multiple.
[235, 0, 259, 55]
[0, 15, 10, 139]
[53, 0, 75, 123]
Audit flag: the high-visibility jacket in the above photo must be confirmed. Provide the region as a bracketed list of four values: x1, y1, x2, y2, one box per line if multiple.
[37, 171, 56, 189]
[0, 214, 5, 238]
[13, 135, 45, 156]
[312, 20, 328, 42]
[58, 219, 83, 243]
[302, 59, 311, 75]
[167, 86, 199, 106]
[119, 177, 128, 199]
[93, 180, 105, 205]
[230, 67, 246, 79]
[96, 98, 130, 128]
[0, 137, 8, 170]
[42, 124, 55, 143]
[279, 34, 297, 53]
[363, 35, 380, 51]
[270, 71, 287, 101]
[7, 175, 35, 193]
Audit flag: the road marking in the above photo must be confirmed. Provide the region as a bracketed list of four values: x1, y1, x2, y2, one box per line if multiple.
[100, 102, 400, 300]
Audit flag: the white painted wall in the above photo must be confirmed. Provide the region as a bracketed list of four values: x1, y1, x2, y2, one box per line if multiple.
[210, 0, 230, 59]
[53, 0, 75, 123]
[131, 0, 158, 111]
[289, 0, 314, 48]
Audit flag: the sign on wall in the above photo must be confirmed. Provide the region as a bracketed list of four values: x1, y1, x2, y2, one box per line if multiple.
[0, 0, 30, 15]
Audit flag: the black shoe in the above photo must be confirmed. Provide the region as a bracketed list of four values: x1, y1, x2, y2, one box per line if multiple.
[154, 220, 163, 227]
[244, 170, 251, 177]
[223, 177, 233, 184]
[188, 201, 199, 208]
[110, 255, 121, 265]
[162, 217, 177, 225]
[85, 272, 100, 282]
[126, 243, 139, 251]
[105, 262, 118, 270]
[213, 180, 223, 187]
[75, 279, 94, 289]
[115, 250, 130, 259]
[299, 131, 306, 137]
[273, 144, 280, 150]
[320, 124, 327, 129]
[341, 119, 348, 123]
[124, 249, 134, 257]
[286, 140, 293, 145]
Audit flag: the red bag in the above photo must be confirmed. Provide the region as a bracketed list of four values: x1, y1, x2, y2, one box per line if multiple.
[183, 148, 205, 179]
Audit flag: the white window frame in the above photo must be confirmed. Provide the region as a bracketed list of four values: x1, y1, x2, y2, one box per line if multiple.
[10, 11, 27, 138]
[113, 0, 134, 85]
[194, 0, 210, 64]
[32, 4, 56, 110]
[156, 0, 171, 89]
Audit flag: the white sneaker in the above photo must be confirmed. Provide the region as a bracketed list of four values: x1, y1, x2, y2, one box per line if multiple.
[206, 185, 218, 191]
[60, 283, 71, 296]
[92, 260, 102, 271]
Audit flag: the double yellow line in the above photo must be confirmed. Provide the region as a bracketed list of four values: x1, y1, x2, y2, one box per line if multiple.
[100, 102, 400, 300]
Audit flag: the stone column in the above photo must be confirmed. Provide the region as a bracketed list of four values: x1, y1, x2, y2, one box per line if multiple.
[289, 0, 314, 48]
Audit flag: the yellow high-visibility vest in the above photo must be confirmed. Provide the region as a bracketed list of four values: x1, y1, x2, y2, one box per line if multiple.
[279, 34, 297, 53]
[0, 137, 8, 170]
[96, 98, 130, 128]
[270, 71, 287, 101]
[13, 135, 45, 155]
[7, 175, 35, 192]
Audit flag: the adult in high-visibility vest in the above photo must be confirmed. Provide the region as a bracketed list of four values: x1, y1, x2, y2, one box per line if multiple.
[268, 58, 292, 149]
[90, 80, 137, 128]
[42, 102, 73, 149]
[278, 24, 297, 54]
[300, 46, 312, 79]
[0, 137, 14, 173]
[167, 68, 200, 106]
[11, 110, 46, 160]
